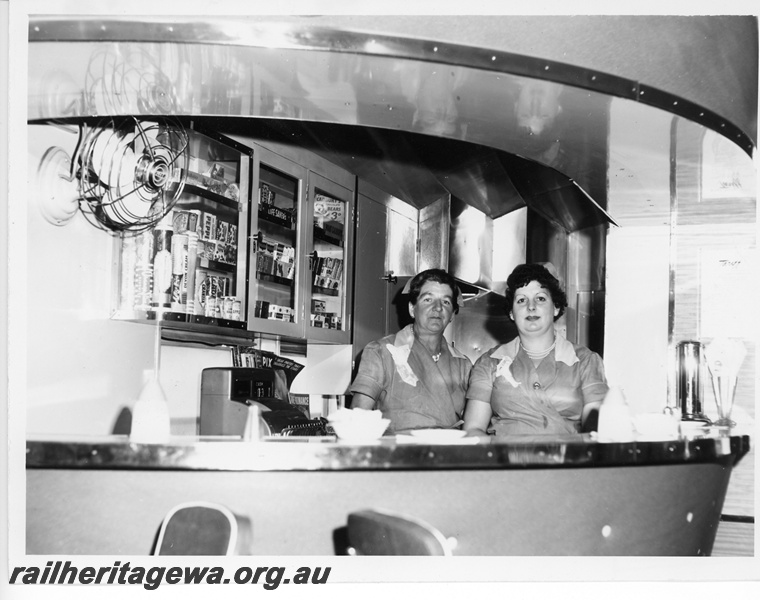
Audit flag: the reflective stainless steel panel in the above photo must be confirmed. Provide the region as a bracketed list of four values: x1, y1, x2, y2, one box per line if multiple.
[28, 16, 755, 234]
[28, 16, 757, 152]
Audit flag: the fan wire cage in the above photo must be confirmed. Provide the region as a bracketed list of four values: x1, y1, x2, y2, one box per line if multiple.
[74, 116, 189, 236]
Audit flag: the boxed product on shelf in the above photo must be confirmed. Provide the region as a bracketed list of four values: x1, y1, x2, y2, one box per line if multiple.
[324, 222, 343, 238]
[310, 312, 342, 330]
[196, 240, 213, 261]
[254, 300, 270, 319]
[185, 170, 205, 188]
[222, 243, 237, 265]
[186, 167, 237, 200]
[312, 256, 343, 289]
[254, 234, 295, 279]
[206, 163, 225, 180]
[259, 184, 275, 207]
[256, 250, 273, 275]
[217, 220, 229, 243]
[224, 183, 240, 202]
[151, 225, 173, 308]
[172, 209, 201, 235]
[256, 302, 294, 323]
[193, 268, 211, 315]
[133, 232, 154, 310]
[219, 296, 242, 321]
[201, 212, 217, 241]
[170, 233, 189, 312]
[213, 241, 227, 263]
[195, 272, 234, 317]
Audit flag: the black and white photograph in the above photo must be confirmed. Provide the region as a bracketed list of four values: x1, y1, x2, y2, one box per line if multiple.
[2, 1, 758, 598]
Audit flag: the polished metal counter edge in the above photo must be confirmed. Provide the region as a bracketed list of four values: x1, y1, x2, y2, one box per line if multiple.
[25, 433, 750, 472]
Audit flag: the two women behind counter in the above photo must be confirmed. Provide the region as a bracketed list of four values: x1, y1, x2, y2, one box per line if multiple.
[348, 264, 608, 436]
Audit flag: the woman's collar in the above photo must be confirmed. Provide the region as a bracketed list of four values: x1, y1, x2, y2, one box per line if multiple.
[392, 324, 416, 348]
[492, 335, 579, 366]
[392, 324, 468, 360]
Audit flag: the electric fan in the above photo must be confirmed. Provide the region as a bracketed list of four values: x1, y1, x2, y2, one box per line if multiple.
[73, 116, 189, 234]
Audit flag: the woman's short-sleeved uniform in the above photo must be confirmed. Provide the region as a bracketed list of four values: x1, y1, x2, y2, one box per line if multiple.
[466, 336, 608, 435]
[349, 325, 473, 434]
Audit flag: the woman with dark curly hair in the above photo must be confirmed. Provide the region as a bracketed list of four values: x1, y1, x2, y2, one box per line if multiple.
[349, 268, 472, 434]
[463, 263, 608, 436]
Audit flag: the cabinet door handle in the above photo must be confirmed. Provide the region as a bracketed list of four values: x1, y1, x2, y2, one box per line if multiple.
[382, 271, 398, 284]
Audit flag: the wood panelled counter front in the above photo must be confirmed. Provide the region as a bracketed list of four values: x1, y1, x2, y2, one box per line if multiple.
[26, 433, 749, 556]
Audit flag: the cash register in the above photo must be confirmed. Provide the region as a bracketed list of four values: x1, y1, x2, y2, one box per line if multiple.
[199, 367, 328, 437]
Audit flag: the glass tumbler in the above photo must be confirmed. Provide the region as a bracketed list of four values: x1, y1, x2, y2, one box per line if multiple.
[710, 365, 737, 427]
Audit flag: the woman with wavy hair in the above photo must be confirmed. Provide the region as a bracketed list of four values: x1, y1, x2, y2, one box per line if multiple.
[349, 269, 472, 434]
[464, 263, 608, 436]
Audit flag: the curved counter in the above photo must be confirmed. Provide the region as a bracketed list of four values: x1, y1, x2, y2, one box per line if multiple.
[26, 433, 750, 556]
[27, 432, 749, 471]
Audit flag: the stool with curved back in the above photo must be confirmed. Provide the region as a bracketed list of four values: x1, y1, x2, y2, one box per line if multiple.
[153, 501, 253, 555]
[346, 508, 457, 556]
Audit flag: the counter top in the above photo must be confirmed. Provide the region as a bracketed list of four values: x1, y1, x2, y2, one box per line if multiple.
[26, 430, 750, 472]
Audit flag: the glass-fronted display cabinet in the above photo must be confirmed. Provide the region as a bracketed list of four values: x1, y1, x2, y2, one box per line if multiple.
[113, 126, 252, 333]
[306, 171, 354, 343]
[247, 142, 355, 344]
[247, 144, 307, 339]
[114, 132, 354, 343]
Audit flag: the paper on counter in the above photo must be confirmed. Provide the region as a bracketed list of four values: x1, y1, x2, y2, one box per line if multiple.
[395, 434, 481, 445]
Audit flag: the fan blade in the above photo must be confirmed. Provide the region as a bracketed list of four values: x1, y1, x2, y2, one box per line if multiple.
[75, 117, 188, 233]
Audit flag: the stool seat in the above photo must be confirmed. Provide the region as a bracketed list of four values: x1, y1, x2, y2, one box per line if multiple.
[154, 501, 252, 555]
[347, 508, 456, 556]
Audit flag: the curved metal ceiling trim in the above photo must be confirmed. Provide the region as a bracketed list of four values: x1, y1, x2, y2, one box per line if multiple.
[28, 17, 755, 156]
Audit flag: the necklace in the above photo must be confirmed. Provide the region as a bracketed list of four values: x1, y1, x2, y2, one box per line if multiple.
[521, 339, 556, 359]
[431, 352, 442, 362]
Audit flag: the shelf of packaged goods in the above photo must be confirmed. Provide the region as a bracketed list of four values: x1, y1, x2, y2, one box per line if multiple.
[310, 321, 341, 331]
[257, 210, 296, 230]
[111, 310, 247, 331]
[259, 179, 295, 198]
[312, 226, 343, 247]
[180, 183, 241, 216]
[160, 326, 260, 348]
[158, 312, 246, 330]
[256, 315, 296, 325]
[256, 272, 295, 287]
[312, 285, 340, 297]
[198, 258, 236, 274]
